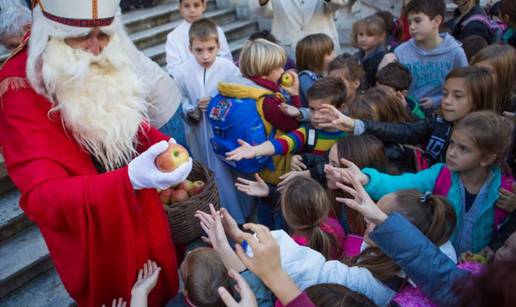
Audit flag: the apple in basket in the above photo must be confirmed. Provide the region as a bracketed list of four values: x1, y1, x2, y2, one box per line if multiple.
[189, 180, 205, 196]
[280, 72, 294, 87]
[178, 180, 194, 193]
[155, 143, 190, 172]
[159, 188, 174, 205]
[171, 189, 189, 202]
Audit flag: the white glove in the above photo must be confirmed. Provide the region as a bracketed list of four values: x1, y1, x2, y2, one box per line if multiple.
[128, 141, 193, 190]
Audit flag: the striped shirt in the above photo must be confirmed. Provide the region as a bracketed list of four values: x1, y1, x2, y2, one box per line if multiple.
[271, 125, 347, 156]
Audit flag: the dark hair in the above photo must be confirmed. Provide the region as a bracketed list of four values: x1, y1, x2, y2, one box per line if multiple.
[249, 30, 277, 43]
[375, 10, 403, 42]
[406, 0, 446, 21]
[349, 85, 413, 123]
[454, 111, 514, 166]
[189, 18, 219, 44]
[305, 283, 376, 307]
[182, 248, 232, 307]
[501, 0, 516, 24]
[461, 35, 489, 62]
[454, 259, 516, 307]
[180, 0, 206, 3]
[334, 135, 388, 235]
[296, 33, 334, 73]
[376, 62, 412, 91]
[352, 190, 456, 282]
[307, 77, 347, 110]
[281, 177, 343, 260]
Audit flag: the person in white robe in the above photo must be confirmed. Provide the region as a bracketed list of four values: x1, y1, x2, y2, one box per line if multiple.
[173, 56, 253, 223]
[248, 0, 355, 58]
[166, 20, 233, 76]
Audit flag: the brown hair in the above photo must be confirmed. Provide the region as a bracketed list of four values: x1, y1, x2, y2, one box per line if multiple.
[239, 38, 287, 78]
[405, 0, 446, 21]
[445, 66, 498, 114]
[182, 247, 232, 307]
[376, 62, 412, 91]
[281, 177, 343, 260]
[296, 33, 334, 74]
[349, 85, 413, 123]
[454, 0, 479, 17]
[351, 15, 386, 49]
[305, 283, 376, 307]
[307, 77, 347, 110]
[461, 35, 488, 62]
[189, 18, 219, 45]
[333, 135, 388, 234]
[454, 111, 514, 166]
[352, 190, 456, 282]
[471, 44, 516, 113]
[500, 0, 516, 25]
[328, 55, 366, 97]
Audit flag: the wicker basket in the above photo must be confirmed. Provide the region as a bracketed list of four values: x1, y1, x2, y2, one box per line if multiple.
[164, 160, 220, 244]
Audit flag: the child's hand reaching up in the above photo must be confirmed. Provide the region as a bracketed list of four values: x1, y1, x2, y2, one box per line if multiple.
[220, 208, 246, 243]
[130, 260, 161, 307]
[324, 158, 369, 186]
[495, 184, 516, 213]
[218, 269, 258, 307]
[419, 97, 434, 110]
[235, 173, 270, 197]
[290, 155, 307, 171]
[336, 176, 387, 225]
[277, 170, 310, 191]
[279, 103, 302, 119]
[102, 298, 127, 307]
[226, 139, 258, 161]
[315, 105, 355, 132]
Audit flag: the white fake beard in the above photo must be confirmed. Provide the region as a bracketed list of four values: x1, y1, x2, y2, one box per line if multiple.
[41, 35, 148, 171]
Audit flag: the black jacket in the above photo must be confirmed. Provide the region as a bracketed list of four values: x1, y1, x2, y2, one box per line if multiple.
[448, 6, 493, 43]
[362, 115, 452, 165]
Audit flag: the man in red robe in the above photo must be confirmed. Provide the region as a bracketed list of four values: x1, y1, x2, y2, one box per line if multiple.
[0, 1, 191, 306]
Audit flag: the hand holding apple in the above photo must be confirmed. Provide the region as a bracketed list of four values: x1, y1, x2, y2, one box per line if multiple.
[280, 71, 299, 97]
[280, 72, 294, 87]
[155, 143, 190, 172]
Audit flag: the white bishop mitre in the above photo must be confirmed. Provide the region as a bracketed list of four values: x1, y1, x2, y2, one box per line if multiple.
[34, 0, 120, 27]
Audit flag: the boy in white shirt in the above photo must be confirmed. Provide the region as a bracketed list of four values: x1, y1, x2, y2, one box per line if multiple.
[173, 18, 252, 223]
[166, 0, 232, 76]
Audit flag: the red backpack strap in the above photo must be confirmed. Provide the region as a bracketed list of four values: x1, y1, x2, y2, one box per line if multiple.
[494, 174, 515, 228]
[433, 165, 452, 196]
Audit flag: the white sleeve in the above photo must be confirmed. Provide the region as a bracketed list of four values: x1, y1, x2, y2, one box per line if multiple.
[271, 230, 395, 307]
[248, 0, 274, 18]
[217, 27, 234, 63]
[323, 0, 354, 13]
[166, 32, 186, 77]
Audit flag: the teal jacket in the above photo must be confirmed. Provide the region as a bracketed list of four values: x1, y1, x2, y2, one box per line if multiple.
[363, 163, 502, 253]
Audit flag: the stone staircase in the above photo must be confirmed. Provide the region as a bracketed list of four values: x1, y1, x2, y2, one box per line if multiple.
[0, 1, 257, 306]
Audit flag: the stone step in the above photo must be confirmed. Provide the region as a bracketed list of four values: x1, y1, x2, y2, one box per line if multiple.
[130, 8, 238, 51]
[0, 268, 74, 307]
[0, 189, 30, 243]
[123, 0, 217, 34]
[143, 19, 256, 66]
[0, 226, 52, 298]
[0, 156, 15, 196]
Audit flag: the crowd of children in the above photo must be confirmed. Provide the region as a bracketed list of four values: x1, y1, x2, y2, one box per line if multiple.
[115, 0, 516, 306]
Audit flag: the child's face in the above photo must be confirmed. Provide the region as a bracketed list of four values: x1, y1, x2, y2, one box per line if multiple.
[446, 129, 491, 172]
[356, 30, 384, 53]
[180, 0, 206, 23]
[309, 98, 333, 129]
[407, 12, 441, 43]
[190, 38, 219, 68]
[264, 66, 285, 84]
[495, 232, 516, 263]
[441, 78, 473, 123]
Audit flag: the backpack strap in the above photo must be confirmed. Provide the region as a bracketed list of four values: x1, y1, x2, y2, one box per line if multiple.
[433, 165, 452, 196]
[299, 70, 319, 82]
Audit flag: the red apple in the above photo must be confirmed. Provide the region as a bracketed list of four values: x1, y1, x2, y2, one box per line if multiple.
[190, 180, 205, 196]
[178, 180, 194, 193]
[159, 188, 174, 205]
[170, 189, 189, 202]
[155, 143, 190, 172]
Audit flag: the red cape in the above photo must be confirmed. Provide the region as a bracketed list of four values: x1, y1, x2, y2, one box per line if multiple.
[0, 47, 179, 306]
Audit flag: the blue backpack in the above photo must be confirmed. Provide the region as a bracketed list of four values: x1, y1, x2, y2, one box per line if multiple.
[207, 83, 276, 174]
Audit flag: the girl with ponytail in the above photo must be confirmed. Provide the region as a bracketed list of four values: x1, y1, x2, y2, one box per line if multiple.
[281, 176, 345, 260]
